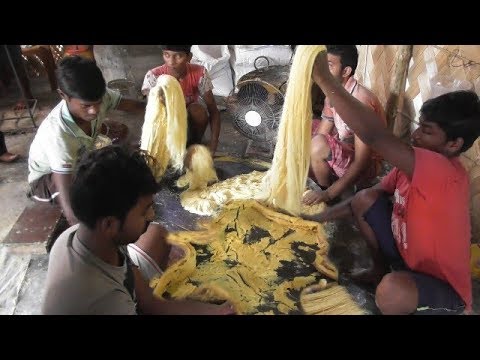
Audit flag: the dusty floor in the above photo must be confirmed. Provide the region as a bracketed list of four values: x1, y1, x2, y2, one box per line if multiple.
[1, 74, 479, 315]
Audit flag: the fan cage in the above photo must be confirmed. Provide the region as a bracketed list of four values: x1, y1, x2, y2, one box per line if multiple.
[227, 79, 286, 142]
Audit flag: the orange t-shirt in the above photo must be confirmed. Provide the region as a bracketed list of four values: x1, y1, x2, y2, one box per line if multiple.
[381, 147, 472, 310]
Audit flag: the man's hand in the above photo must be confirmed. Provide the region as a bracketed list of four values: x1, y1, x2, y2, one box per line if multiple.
[303, 189, 331, 205]
[312, 50, 331, 87]
[300, 208, 331, 224]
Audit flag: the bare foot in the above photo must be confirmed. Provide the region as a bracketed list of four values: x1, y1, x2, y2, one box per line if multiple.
[0, 152, 19, 163]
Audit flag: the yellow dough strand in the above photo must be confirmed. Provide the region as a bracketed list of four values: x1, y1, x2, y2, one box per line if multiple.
[141, 74, 187, 180]
[300, 282, 366, 315]
[176, 144, 219, 191]
[260, 45, 326, 215]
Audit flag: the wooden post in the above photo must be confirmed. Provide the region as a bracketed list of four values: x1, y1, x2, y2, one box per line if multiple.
[385, 45, 413, 139]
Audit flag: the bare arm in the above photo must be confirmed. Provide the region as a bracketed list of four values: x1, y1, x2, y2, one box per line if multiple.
[326, 134, 371, 200]
[135, 222, 171, 271]
[52, 173, 78, 226]
[133, 267, 235, 315]
[303, 182, 384, 223]
[116, 98, 146, 113]
[203, 90, 221, 154]
[313, 51, 415, 178]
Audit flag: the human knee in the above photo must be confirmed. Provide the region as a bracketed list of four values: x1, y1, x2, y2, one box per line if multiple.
[375, 272, 417, 315]
[311, 134, 330, 160]
[350, 188, 380, 217]
[188, 103, 208, 126]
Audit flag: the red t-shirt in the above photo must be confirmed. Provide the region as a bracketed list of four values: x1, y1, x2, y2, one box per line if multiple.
[381, 147, 472, 310]
[142, 63, 212, 106]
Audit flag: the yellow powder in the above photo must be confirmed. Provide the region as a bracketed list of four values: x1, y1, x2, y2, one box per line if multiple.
[141, 74, 187, 180]
[150, 200, 329, 315]
[176, 144, 218, 191]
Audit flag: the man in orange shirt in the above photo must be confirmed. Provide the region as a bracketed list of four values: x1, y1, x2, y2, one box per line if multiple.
[305, 50, 480, 315]
[141, 45, 221, 154]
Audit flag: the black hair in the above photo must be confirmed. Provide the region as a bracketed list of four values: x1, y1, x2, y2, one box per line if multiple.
[326, 45, 359, 75]
[161, 45, 192, 54]
[70, 145, 159, 229]
[420, 90, 480, 153]
[56, 55, 106, 101]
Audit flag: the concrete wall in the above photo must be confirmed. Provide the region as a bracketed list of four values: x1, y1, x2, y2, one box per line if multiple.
[94, 45, 164, 99]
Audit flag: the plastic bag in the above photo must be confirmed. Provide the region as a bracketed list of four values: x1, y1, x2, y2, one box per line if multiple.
[430, 74, 473, 98]
[191, 45, 234, 97]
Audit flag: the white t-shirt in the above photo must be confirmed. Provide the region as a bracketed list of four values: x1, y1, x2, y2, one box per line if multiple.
[42, 224, 138, 315]
[28, 88, 121, 183]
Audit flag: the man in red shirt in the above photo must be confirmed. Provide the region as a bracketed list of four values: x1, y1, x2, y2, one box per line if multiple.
[142, 45, 221, 154]
[305, 50, 480, 315]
